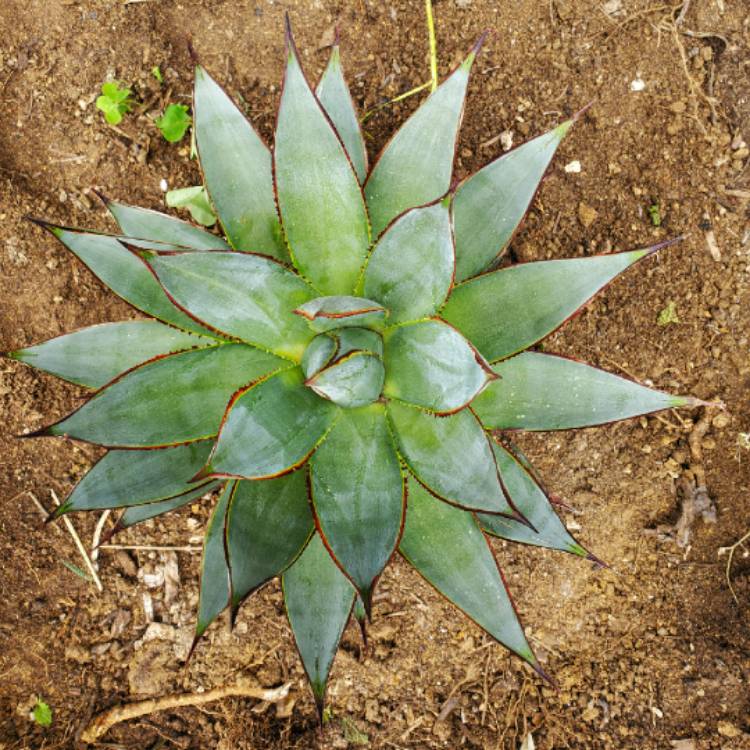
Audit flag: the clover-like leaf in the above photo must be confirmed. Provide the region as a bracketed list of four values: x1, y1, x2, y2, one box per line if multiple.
[473, 351, 691, 430]
[194, 66, 286, 259]
[452, 121, 572, 281]
[282, 533, 355, 714]
[148, 251, 315, 361]
[387, 400, 514, 516]
[44, 344, 284, 447]
[227, 473, 313, 613]
[96, 80, 133, 125]
[362, 198, 454, 324]
[316, 44, 368, 183]
[275, 24, 370, 295]
[155, 103, 192, 143]
[311, 404, 404, 610]
[383, 319, 495, 413]
[442, 244, 670, 363]
[479, 440, 591, 557]
[205, 368, 339, 479]
[364, 39, 481, 236]
[8, 321, 210, 390]
[400, 480, 541, 671]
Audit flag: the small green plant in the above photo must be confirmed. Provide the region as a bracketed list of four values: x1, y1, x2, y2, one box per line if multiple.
[165, 185, 216, 226]
[32, 698, 52, 728]
[95, 81, 134, 125]
[648, 201, 662, 227]
[12, 16, 702, 716]
[657, 300, 680, 326]
[155, 103, 191, 142]
[152, 65, 164, 84]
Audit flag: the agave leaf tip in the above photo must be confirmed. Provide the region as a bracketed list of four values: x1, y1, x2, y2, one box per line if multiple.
[641, 234, 687, 258]
[465, 29, 491, 66]
[572, 99, 596, 122]
[90, 187, 112, 206]
[585, 551, 609, 569]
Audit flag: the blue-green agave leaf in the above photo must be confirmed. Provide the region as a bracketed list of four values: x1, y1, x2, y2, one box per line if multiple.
[473, 351, 694, 430]
[282, 533, 355, 714]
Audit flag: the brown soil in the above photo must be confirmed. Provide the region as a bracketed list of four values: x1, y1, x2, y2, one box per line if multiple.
[1, 0, 749, 748]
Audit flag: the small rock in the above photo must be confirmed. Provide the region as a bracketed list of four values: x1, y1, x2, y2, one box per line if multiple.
[65, 643, 91, 664]
[670, 741, 696, 750]
[500, 130, 514, 152]
[564, 159, 582, 173]
[717, 721, 742, 738]
[712, 413, 730, 429]
[112, 550, 137, 578]
[630, 76, 646, 92]
[578, 202, 598, 228]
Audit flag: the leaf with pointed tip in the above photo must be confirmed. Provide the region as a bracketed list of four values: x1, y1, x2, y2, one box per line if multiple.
[295, 296, 387, 332]
[364, 45, 478, 236]
[383, 319, 495, 413]
[479, 441, 589, 556]
[106, 198, 230, 251]
[149, 252, 315, 361]
[42, 224, 215, 337]
[118, 482, 223, 530]
[282, 533, 355, 711]
[453, 122, 571, 281]
[311, 404, 404, 608]
[193, 66, 286, 259]
[205, 368, 339, 479]
[195, 483, 233, 638]
[301, 334, 338, 379]
[473, 351, 689, 430]
[48, 344, 284, 447]
[442, 247, 658, 363]
[399, 480, 539, 669]
[57, 441, 214, 516]
[10, 321, 211, 389]
[275, 33, 370, 295]
[307, 351, 385, 408]
[226, 472, 313, 608]
[386, 400, 513, 515]
[363, 200, 454, 324]
[316, 45, 368, 183]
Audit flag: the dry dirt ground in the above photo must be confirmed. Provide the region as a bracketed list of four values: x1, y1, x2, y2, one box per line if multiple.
[1, 0, 749, 748]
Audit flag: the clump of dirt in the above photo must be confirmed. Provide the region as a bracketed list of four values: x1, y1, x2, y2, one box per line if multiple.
[1, 1, 749, 748]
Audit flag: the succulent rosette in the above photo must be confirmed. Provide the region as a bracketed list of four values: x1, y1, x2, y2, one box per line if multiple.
[11, 20, 698, 711]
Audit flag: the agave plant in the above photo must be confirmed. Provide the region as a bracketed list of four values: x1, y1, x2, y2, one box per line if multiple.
[11, 19, 699, 713]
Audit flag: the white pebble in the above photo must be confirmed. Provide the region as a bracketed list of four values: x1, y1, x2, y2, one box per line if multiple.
[630, 77, 646, 92]
[564, 160, 582, 173]
[159, 178, 168, 192]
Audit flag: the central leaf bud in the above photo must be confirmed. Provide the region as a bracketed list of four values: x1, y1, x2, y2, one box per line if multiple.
[301, 328, 385, 408]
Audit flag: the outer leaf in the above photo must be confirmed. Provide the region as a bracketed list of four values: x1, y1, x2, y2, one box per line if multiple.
[442, 247, 658, 363]
[383, 319, 496, 413]
[195, 483, 233, 638]
[399, 480, 539, 670]
[307, 352, 385, 408]
[363, 199, 454, 324]
[295, 296, 387, 332]
[282, 533, 355, 712]
[386, 400, 513, 515]
[10, 321, 210, 389]
[479, 441, 589, 556]
[275, 27, 370, 295]
[106, 198, 230, 250]
[205, 368, 339, 479]
[193, 66, 286, 259]
[453, 122, 571, 281]
[311, 404, 404, 608]
[363, 41, 480, 236]
[149, 252, 315, 361]
[56, 441, 214, 515]
[316, 44, 368, 183]
[118, 482, 223, 530]
[38, 223, 214, 337]
[46, 344, 284, 447]
[473, 352, 690, 430]
[226, 472, 313, 608]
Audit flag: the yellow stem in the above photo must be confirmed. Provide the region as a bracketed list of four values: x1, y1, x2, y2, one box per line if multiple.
[425, 0, 439, 91]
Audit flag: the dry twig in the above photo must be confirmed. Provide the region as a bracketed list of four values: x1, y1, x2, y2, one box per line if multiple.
[81, 682, 291, 742]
